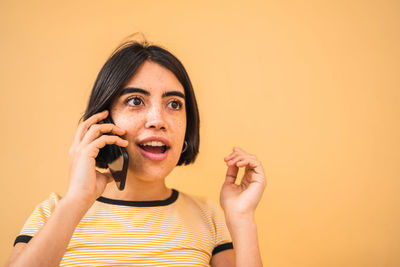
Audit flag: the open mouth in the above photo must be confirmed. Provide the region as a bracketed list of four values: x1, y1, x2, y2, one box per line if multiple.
[139, 144, 168, 153]
[137, 140, 170, 161]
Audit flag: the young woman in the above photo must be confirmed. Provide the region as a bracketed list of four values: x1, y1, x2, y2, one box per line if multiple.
[6, 40, 266, 266]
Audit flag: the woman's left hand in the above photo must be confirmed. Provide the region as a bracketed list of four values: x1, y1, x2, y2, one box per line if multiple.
[220, 147, 267, 217]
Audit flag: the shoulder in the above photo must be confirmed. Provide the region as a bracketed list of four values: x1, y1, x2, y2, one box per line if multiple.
[41, 192, 62, 206]
[178, 190, 216, 207]
[32, 192, 62, 213]
[177, 190, 222, 217]
[16, 192, 63, 240]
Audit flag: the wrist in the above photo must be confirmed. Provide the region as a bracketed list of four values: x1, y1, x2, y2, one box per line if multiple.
[61, 193, 94, 216]
[64, 187, 97, 204]
[224, 208, 255, 219]
[224, 210, 255, 226]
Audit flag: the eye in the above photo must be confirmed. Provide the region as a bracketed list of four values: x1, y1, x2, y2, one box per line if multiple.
[126, 96, 144, 107]
[168, 100, 183, 110]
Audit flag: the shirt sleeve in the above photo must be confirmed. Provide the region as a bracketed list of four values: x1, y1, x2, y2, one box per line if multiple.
[207, 199, 234, 255]
[14, 192, 61, 246]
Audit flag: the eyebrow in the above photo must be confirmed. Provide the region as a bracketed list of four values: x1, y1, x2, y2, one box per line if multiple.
[119, 87, 185, 99]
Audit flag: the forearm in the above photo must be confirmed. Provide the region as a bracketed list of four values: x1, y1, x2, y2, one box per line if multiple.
[225, 212, 262, 267]
[6, 197, 91, 267]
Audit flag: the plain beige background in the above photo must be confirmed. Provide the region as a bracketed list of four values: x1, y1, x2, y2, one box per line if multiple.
[1, 0, 399, 266]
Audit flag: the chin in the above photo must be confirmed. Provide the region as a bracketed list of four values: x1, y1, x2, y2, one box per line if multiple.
[129, 163, 174, 182]
[127, 148, 180, 180]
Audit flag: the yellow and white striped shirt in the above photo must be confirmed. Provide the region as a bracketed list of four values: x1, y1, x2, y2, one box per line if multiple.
[14, 189, 233, 266]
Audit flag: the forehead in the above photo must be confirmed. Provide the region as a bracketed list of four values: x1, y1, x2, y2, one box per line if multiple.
[123, 61, 185, 94]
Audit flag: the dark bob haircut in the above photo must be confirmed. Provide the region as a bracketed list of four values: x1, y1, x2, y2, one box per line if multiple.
[80, 40, 200, 166]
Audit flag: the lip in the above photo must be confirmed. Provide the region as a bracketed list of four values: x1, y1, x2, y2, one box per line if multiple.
[136, 136, 170, 161]
[137, 136, 171, 147]
[138, 145, 169, 161]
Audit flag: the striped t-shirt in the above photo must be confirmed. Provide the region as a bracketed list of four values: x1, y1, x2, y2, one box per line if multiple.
[14, 189, 233, 266]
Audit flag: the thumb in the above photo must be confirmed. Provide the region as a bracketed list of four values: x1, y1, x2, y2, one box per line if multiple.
[103, 168, 115, 184]
[95, 168, 114, 185]
[225, 165, 239, 185]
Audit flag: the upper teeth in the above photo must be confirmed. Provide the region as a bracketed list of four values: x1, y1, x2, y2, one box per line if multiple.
[142, 141, 165, 147]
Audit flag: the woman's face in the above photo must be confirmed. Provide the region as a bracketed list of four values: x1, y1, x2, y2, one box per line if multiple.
[109, 60, 186, 182]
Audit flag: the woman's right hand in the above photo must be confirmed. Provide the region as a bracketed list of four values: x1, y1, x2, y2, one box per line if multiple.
[65, 110, 128, 205]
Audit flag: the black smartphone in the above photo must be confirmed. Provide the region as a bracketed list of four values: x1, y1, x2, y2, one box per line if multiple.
[95, 114, 129, 190]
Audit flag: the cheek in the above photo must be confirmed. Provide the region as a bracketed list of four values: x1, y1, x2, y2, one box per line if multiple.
[173, 115, 187, 138]
[114, 115, 143, 138]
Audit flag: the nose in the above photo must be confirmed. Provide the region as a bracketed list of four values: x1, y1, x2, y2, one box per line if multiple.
[144, 104, 167, 130]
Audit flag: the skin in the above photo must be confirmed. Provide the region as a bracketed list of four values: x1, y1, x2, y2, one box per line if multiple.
[5, 60, 266, 267]
[100, 60, 187, 201]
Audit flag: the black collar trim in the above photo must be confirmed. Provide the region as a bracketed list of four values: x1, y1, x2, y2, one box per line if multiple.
[96, 189, 179, 207]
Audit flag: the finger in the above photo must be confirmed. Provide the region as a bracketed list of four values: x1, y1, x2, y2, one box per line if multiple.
[100, 168, 114, 183]
[224, 152, 247, 162]
[232, 156, 264, 175]
[224, 147, 242, 160]
[81, 123, 126, 147]
[238, 158, 263, 173]
[95, 167, 115, 182]
[85, 135, 129, 158]
[224, 146, 244, 160]
[225, 164, 239, 185]
[226, 151, 256, 166]
[95, 169, 115, 193]
[240, 158, 267, 186]
[224, 153, 238, 162]
[233, 146, 247, 154]
[234, 147, 257, 159]
[72, 110, 109, 148]
[236, 159, 250, 168]
[226, 147, 248, 160]
[224, 153, 235, 161]
[95, 169, 113, 181]
[225, 153, 242, 165]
